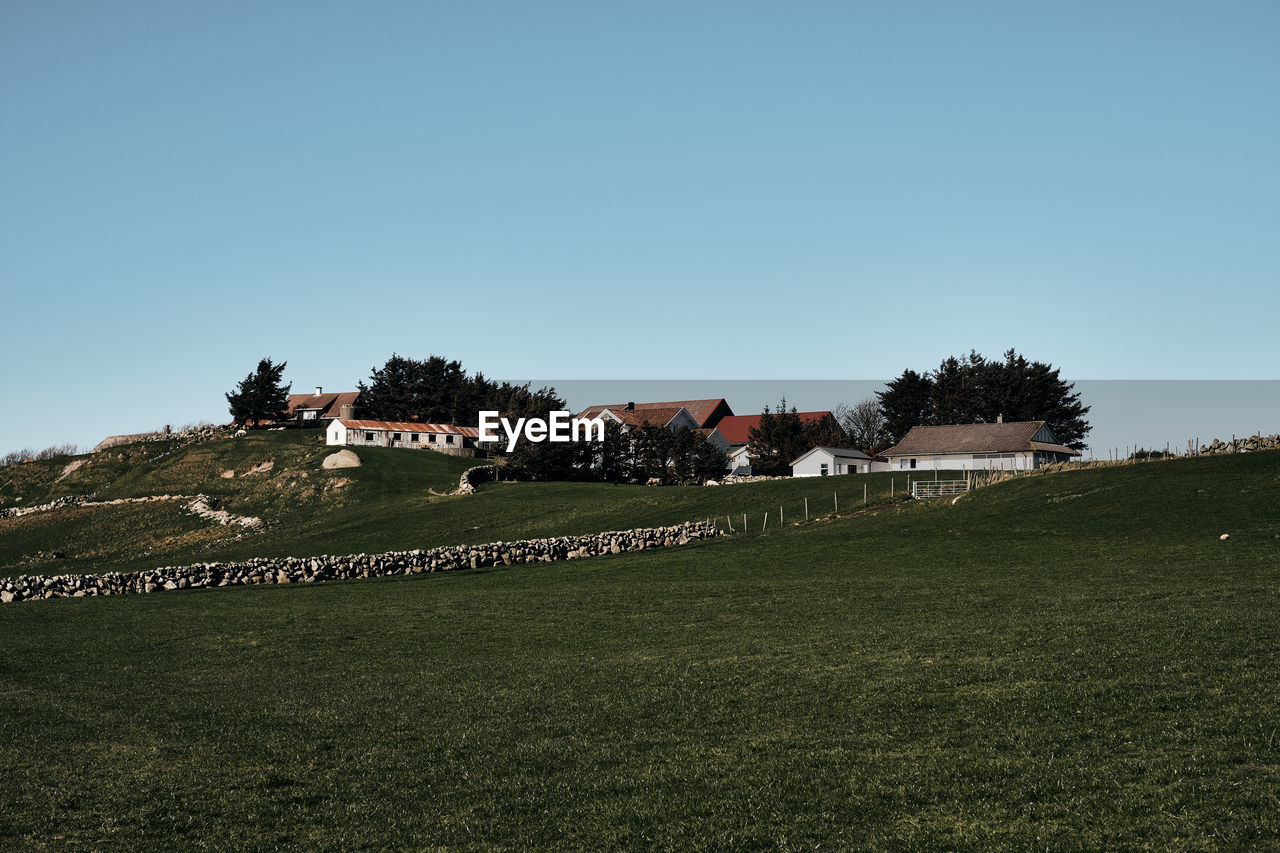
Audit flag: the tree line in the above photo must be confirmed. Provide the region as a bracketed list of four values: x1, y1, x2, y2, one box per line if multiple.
[225, 354, 727, 483]
[226, 347, 1090, 481]
[876, 349, 1090, 449]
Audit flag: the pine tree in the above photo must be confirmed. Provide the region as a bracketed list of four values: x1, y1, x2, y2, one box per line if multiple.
[747, 399, 809, 476]
[877, 370, 933, 443]
[226, 358, 291, 427]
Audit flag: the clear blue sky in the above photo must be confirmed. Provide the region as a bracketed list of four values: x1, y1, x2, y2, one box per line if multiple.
[3, 1, 1278, 455]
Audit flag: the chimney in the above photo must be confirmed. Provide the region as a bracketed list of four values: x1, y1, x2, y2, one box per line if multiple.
[997, 413, 1003, 424]
[625, 402, 635, 411]
[315, 386, 323, 396]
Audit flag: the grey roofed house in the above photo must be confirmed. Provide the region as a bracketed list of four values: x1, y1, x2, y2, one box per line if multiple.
[880, 420, 1080, 471]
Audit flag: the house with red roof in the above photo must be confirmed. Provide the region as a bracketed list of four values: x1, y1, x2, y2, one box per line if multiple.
[588, 403, 700, 432]
[285, 386, 360, 426]
[708, 411, 834, 475]
[709, 412, 833, 450]
[575, 399, 733, 431]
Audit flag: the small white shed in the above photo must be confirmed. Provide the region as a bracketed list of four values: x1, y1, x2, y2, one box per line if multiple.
[790, 446, 872, 477]
[726, 445, 752, 475]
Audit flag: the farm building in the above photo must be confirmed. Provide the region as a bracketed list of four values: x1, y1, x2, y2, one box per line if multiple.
[588, 403, 700, 432]
[881, 420, 1080, 471]
[790, 446, 873, 477]
[711, 411, 835, 473]
[575, 399, 733, 431]
[327, 419, 480, 456]
[286, 387, 360, 425]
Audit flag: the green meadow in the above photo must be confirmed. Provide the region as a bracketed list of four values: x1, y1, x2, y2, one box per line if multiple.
[2, 436, 1279, 848]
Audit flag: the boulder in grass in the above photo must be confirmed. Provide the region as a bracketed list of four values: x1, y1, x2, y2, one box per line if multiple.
[322, 449, 361, 469]
[1220, 533, 1230, 541]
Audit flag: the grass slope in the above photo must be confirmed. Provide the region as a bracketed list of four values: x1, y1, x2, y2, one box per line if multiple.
[2, 452, 1279, 848]
[1, 431, 950, 577]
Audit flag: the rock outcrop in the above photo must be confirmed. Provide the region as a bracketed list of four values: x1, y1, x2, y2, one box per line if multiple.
[321, 450, 361, 469]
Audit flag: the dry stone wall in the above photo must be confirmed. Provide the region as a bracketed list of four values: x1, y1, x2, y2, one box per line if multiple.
[92, 424, 230, 453]
[0, 494, 261, 528]
[1, 521, 720, 604]
[453, 464, 499, 495]
[1195, 434, 1280, 456]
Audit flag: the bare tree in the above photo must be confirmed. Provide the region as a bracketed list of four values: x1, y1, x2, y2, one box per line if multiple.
[838, 398, 890, 458]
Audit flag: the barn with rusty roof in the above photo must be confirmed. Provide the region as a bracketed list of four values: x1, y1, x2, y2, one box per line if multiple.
[326, 419, 480, 456]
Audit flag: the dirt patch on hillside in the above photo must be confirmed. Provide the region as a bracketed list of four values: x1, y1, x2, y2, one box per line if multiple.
[55, 459, 87, 482]
[242, 459, 275, 476]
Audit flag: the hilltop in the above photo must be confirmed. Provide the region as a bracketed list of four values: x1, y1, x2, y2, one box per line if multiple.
[1, 429, 938, 579]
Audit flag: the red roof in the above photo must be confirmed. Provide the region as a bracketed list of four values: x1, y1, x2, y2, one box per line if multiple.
[602, 407, 687, 428]
[334, 420, 479, 438]
[575, 398, 731, 429]
[711, 411, 833, 445]
[287, 391, 359, 417]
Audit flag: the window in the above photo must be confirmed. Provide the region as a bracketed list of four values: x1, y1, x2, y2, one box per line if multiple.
[302, 410, 317, 420]
[820, 463, 829, 476]
[910, 458, 917, 469]
[393, 433, 402, 441]
[446, 435, 454, 444]
[365, 432, 375, 443]
[933, 457, 941, 467]
[410, 434, 419, 443]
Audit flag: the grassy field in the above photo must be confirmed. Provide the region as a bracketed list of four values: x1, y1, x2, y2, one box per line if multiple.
[1, 431, 955, 578]
[2, 450, 1279, 848]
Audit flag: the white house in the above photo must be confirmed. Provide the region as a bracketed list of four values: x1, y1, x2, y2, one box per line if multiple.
[790, 446, 873, 477]
[327, 419, 480, 456]
[880, 420, 1080, 471]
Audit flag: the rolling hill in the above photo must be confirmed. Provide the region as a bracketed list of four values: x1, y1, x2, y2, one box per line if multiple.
[2, 440, 1278, 847]
[1, 430, 939, 578]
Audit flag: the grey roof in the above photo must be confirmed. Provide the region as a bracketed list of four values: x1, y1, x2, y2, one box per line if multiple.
[882, 421, 1048, 456]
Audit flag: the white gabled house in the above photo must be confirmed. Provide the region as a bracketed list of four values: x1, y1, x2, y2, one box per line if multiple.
[327, 419, 480, 456]
[727, 445, 752, 475]
[790, 446, 873, 477]
[880, 419, 1080, 471]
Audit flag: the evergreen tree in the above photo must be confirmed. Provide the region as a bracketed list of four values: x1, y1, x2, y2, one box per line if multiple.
[226, 357, 291, 427]
[929, 354, 981, 425]
[880, 350, 1091, 450]
[692, 435, 730, 483]
[747, 400, 809, 476]
[877, 369, 933, 443]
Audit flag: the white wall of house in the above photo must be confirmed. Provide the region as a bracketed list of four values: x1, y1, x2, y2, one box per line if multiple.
[792, 449, 871, 478]
[326, 421, 346, 446]
[885, 452, 1037, 471]
[727, 445, 751, 475]
[327, 422, 468, 451]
